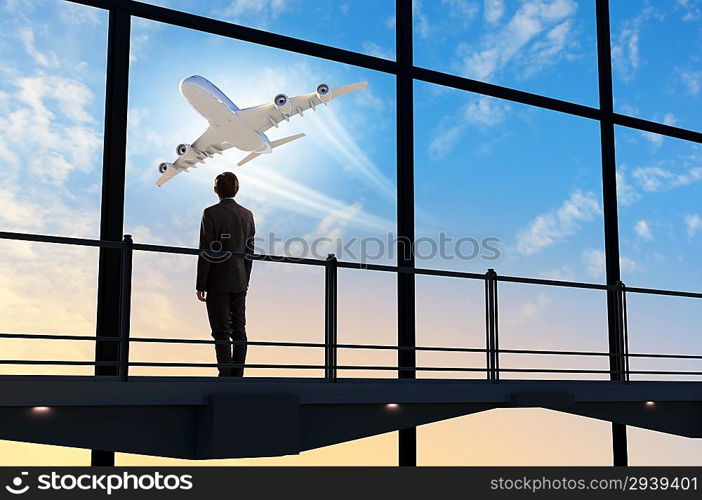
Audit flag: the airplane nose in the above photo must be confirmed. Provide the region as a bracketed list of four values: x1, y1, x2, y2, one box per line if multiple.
[179, 75, 200, 92]
[179, 75, 205, 101]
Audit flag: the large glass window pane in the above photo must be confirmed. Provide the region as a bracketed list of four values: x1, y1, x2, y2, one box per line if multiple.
[337, 270, 397, 378]
[124, 20, 396, 377]
[414, 81, 609, 385]
[0, 1, 106, 376]
[413, 0, 598, 105]
[611, 0, 702, 132]
[0, 0, 107, 237]
[0, 243, 99, 376]
[616, 127, 702, 292]
[136, 0, 395, 59]
[415, 81, 604, 280]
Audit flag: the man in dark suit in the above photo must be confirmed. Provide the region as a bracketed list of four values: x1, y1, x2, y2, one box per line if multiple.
[196, 172, 255, 377]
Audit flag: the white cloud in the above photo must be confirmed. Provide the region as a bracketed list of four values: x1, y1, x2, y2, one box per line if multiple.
[0, 73, 101, 185]
[503, 293, 551, 326]
[443, 0, 479, 24]
[429, 122, 466, 159]
[18, 27, 59, 68]
[484, 0, 505, 24]
[464, 94, 509, 126]
[353, 86, 385, 112]
[612, 7, 660, 83]
[218, 0, 289, 28]
[516, 190, 602, 256]
[641, 113, 676, 147]
[612, 24, 640, 82]
[686, 214, 702, 237]
[429, 95, 509, 158]
[582, 248, 638, 279]
[616, 169, 642, 206]
[677, 0, 702, 21]
[128, 107, 149, 128]
[413, 0, 432, 39]
[634, 219, 652, 240]
[361, 41, 395, 61]
[679, 69, 702, 96]
[632, 165, 702, 192]
[385, 15, 396, 29]
[454, 0, 577, 81]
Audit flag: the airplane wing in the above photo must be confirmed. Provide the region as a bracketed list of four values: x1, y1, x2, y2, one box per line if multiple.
[155, 127, 234, 186]
[236, 81, 368, 134]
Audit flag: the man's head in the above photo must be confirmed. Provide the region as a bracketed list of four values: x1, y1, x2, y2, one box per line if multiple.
[214, 172, 239, 198]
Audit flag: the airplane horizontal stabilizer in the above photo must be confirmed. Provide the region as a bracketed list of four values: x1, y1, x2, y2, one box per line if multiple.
[237, 133, 306, 167]
[270, 132, 306, 149]
[237, 152, 261, 166]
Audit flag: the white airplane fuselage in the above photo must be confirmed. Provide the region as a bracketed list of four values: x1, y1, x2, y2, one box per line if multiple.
[179, 75, 271, 153]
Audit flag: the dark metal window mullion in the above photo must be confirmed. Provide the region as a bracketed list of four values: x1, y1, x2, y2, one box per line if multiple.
[396, 0, 416, 467]
[595, 0, 628, 467]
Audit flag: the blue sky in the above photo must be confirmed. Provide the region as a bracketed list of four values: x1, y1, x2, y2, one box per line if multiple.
[0, 0, 701, 464]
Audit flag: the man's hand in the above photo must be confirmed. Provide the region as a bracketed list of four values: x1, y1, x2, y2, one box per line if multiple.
[196, 290, 207, 302]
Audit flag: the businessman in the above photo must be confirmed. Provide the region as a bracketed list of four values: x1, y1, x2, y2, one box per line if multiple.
[196, 172, 255, 377]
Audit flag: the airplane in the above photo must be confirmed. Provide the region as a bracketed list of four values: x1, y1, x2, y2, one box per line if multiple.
[155, 75, 369, 186]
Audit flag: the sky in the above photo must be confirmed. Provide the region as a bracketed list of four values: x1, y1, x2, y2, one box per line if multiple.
[0, 0, 701, 465]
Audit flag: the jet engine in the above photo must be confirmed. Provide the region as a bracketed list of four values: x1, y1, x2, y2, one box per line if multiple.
[176, 143, 203, 162]
[316, 83, 331, 103]
[273, 93, 292, 115]
[157, 162, 171, 174]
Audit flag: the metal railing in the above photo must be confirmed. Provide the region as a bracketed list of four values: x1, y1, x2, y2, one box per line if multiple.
[2, 229, 702, 382]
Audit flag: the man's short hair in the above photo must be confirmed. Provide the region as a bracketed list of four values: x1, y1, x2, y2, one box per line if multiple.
[215, 172, 239, 198]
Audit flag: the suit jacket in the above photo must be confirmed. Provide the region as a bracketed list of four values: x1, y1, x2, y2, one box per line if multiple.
[196, 198, 255, 293]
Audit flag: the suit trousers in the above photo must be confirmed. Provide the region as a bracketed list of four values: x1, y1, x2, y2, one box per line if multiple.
[205, 290, 248, 377]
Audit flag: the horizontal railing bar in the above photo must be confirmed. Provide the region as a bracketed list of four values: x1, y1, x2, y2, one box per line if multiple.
[133, 242, 325, 266]
[0, 333, 120, 342]
[0, 360, 119, 366]
[3, 230, 702, 298]
[3, 332, 702, 361]
[0, 357, 699, 375]
[625, 286, 702, 300]
[0, 231, 122, 249]
[122, 362, 702, 376]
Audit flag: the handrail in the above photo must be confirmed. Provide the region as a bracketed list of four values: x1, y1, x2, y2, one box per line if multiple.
[2, 228, 701, 381]
[2, 230, 701, 298]
[1, 331, 702, 359]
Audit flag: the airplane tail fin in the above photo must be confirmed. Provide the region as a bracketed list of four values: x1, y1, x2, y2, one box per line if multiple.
[237, 133, 306, 166]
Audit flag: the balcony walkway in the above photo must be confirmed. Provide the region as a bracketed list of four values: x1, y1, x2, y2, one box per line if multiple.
[1, 376, 700, 459]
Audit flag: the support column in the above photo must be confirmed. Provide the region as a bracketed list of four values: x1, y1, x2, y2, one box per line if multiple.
[92, 8, 131, 467]
[595, 0, 628, 466]
[396, 0, 416, 467]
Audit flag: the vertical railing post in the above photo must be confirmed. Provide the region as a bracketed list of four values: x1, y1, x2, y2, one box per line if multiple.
[615, 281, 630, 382]
[485, 268, 499, 382]
[324, 253, 338, 382]
[119, 234, 133, 382]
